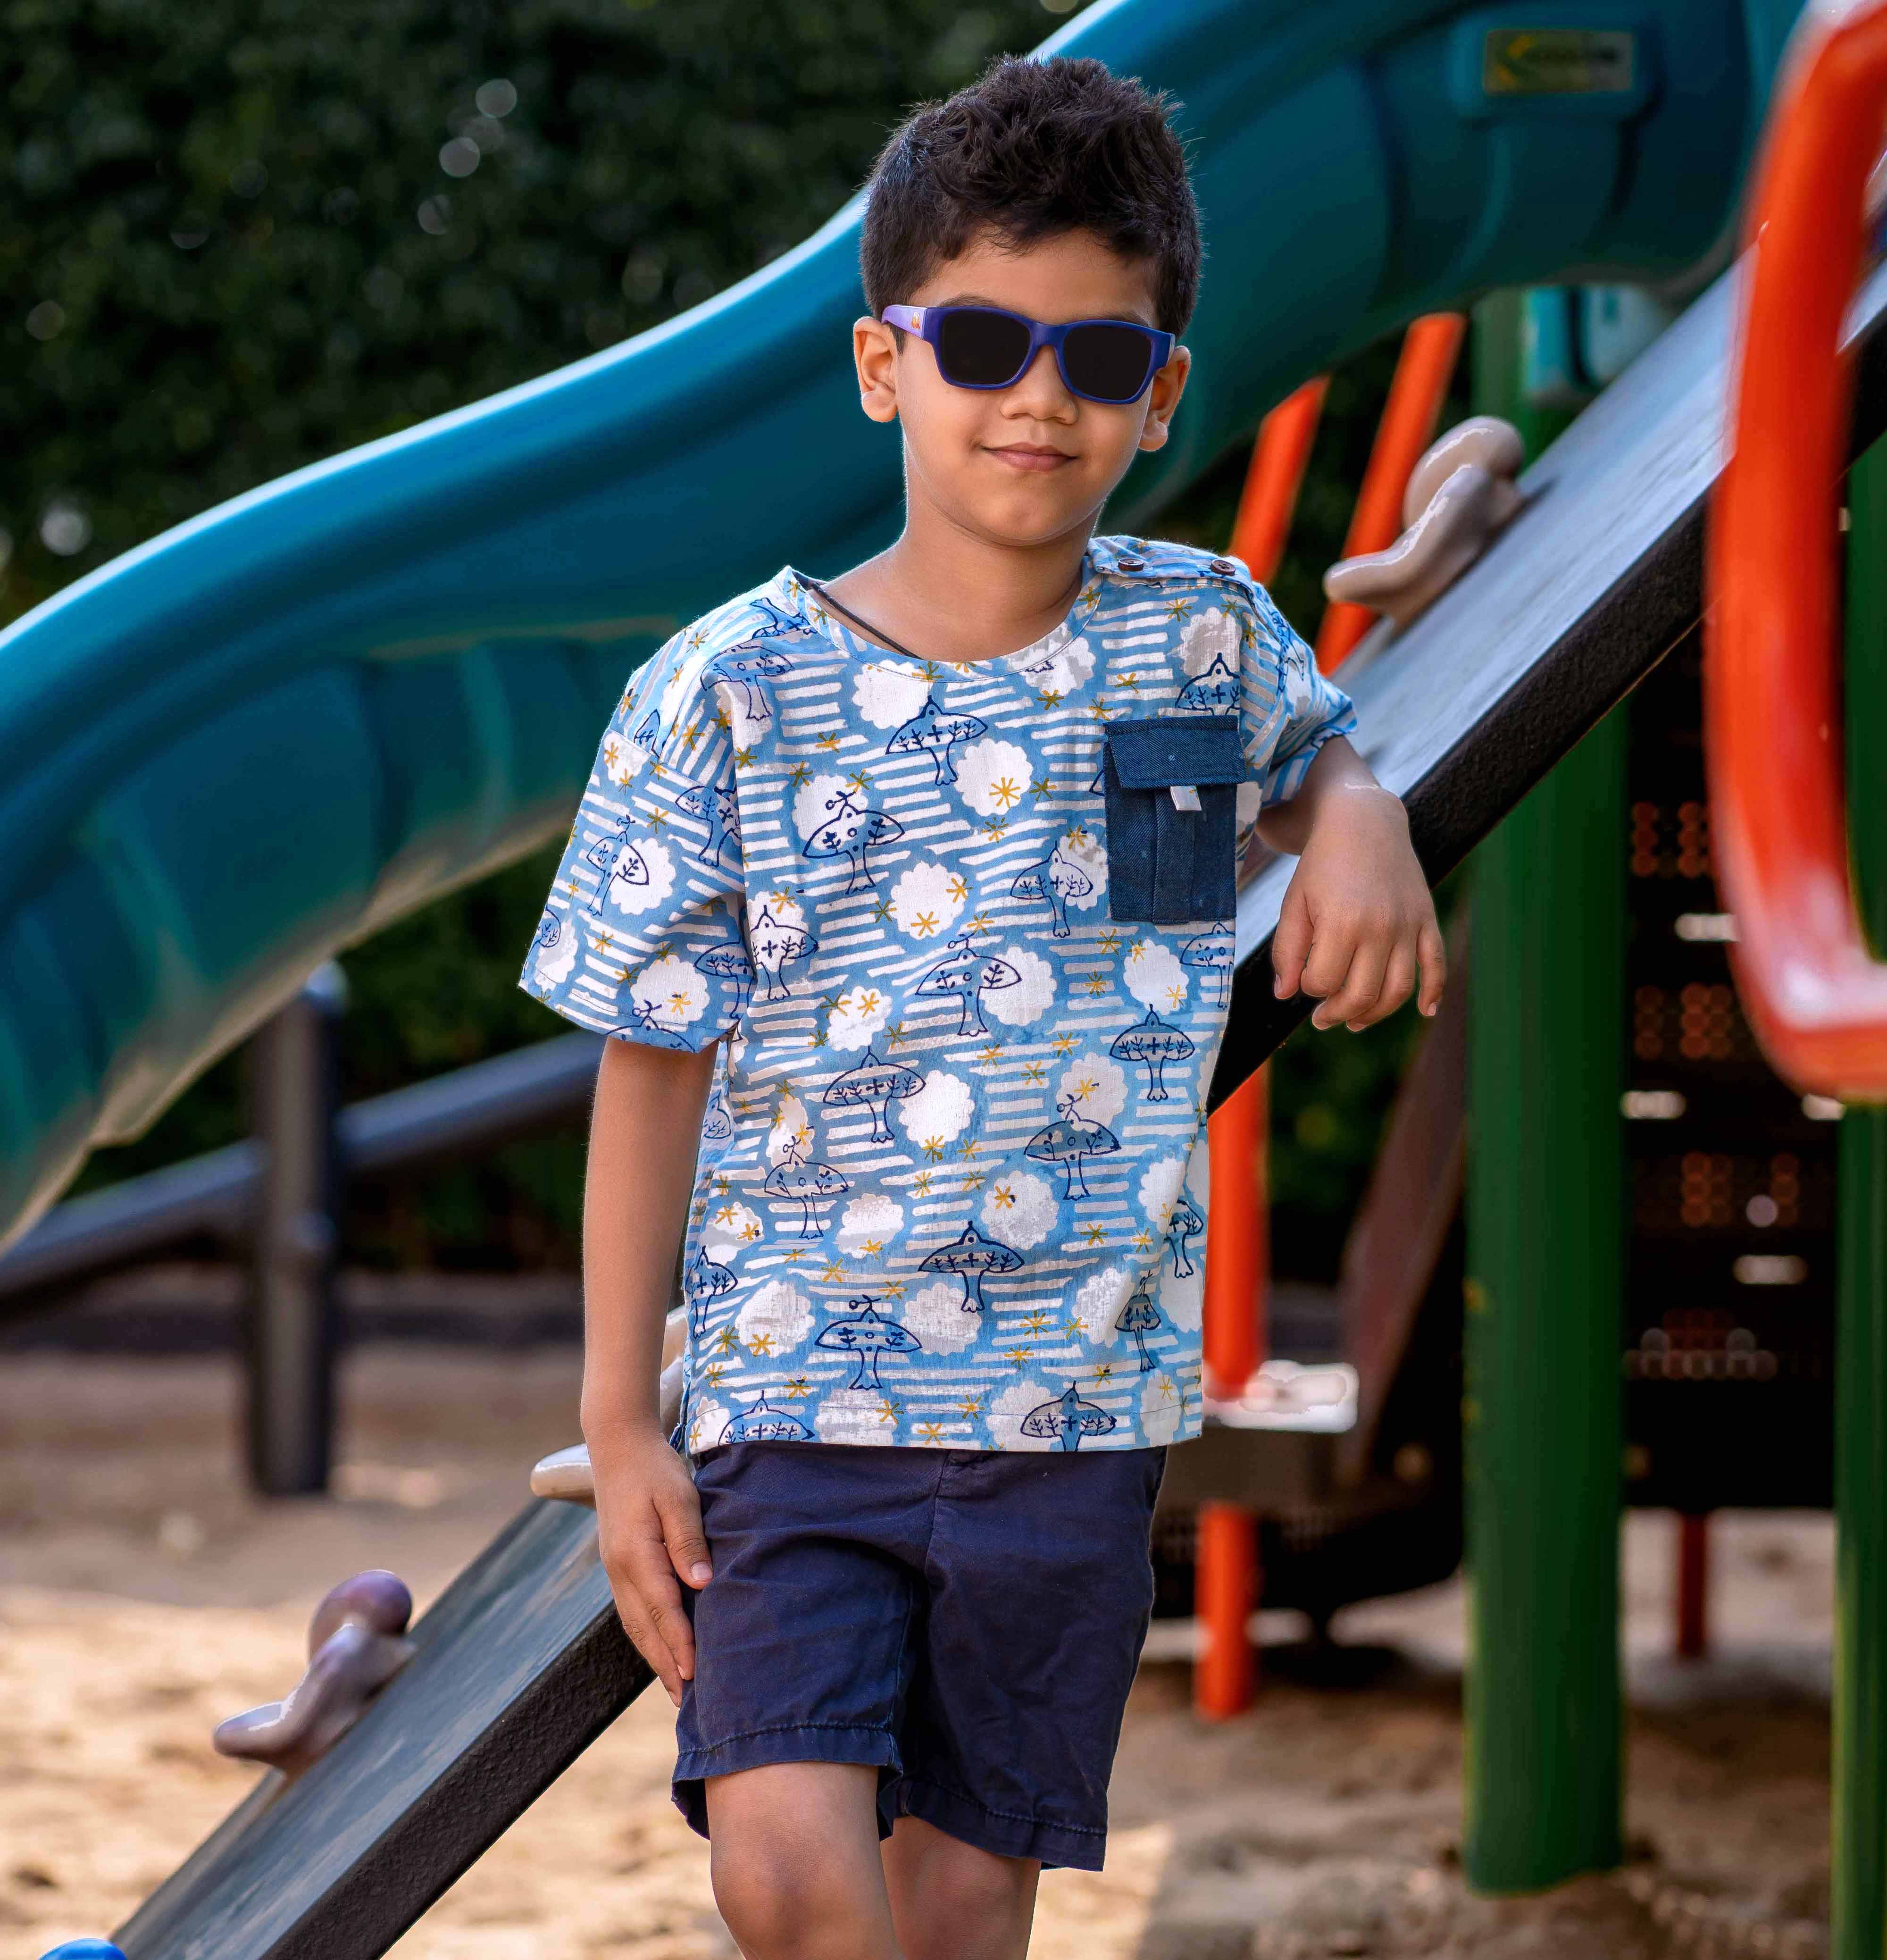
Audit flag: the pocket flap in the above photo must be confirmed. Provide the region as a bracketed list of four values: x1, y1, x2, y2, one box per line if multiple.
[1103, 716, 1244, 789]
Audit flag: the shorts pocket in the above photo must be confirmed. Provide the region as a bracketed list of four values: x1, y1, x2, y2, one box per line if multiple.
[1101, 717, 1243, 924]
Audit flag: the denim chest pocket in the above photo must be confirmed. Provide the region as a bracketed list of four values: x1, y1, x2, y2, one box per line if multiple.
[1101, 716, 1244, 924]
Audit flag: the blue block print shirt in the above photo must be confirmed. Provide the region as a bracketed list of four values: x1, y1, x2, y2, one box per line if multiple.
[520, 536, 1355, 1455]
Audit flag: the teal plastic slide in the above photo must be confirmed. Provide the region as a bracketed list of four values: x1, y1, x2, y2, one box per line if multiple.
[0, 0, 1800, 1248]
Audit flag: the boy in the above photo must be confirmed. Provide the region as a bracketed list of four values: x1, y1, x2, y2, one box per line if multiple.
[520, 53, 1443, 1960]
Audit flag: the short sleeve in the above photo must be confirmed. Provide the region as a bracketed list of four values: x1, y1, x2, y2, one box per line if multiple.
[518, 632, 751, 1053]
[1227, 565, 1357, 845]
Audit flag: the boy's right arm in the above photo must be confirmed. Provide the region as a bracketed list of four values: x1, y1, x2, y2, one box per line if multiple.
[581, 1033, 720, 1706]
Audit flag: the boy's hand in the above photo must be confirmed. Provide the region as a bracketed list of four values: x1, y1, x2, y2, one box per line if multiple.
[1268, 779, 1445, 1031]
[587, 1420, 714, 1707]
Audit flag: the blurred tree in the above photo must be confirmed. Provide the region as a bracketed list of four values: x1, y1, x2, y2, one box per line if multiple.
[1, 0, 1084, 611]
[8, 0, 1459, 1279]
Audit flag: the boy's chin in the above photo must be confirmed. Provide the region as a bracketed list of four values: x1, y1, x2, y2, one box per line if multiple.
[952, 488, 1106, 553]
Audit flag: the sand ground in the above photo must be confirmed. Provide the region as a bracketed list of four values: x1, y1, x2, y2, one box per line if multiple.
[0, 1344, 1837, 1958]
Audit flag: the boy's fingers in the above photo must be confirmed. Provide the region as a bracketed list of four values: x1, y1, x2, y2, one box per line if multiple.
[1319, 935, 1387, 1030]
[655, 1485, 714, 1590]
[625, 1537, 697, 1684]
[1272, 882, 1312, 998]
[1353, 943, 1419, 1029]
[1416, 921, 1448, 1016]
[649, 1486, 710, 1683]
[1301, 926, 1361, 1025]
[602, 1567, 683, 1704]
[597, 1500, 693, 1699]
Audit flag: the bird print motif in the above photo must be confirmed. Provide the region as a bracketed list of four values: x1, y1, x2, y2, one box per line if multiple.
[519, 537, 1354, 1453]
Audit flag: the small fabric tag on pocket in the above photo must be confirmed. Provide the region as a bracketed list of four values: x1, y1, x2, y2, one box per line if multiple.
[1169, 784, 1203, 812]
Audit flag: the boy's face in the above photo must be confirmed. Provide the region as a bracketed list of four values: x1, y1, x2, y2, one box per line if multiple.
[853, 226, 1190, 553]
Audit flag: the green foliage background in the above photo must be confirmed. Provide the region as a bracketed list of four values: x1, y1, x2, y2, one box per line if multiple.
[4, 0, 1461, 1280]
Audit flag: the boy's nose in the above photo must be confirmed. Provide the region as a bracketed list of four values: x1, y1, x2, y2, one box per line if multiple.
[1005, 343, 1076, 418]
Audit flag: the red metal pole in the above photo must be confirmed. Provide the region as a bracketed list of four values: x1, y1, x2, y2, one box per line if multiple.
[1704, 0, 1887, 1097]
[1195, 1501, 1258, 1717]
[1193, 377, 1326, 1725]
[1204, 1065, 1268, 1397]
[1315, 312, 1467, 672]
[1231, 376, 1328, 584]
[1204, 367, 1312, 1402]
[1199, 1068, 1267, 1719]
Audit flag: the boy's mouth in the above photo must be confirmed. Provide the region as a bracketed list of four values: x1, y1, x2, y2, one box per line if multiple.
[986, 442, 1075, 473]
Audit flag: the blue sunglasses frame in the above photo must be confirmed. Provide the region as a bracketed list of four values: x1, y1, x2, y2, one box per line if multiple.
[880, 303, 1176, 405]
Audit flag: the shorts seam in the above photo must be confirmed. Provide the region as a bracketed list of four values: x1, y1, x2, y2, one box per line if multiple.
[899, 1772, 1104, 1837]
[683, 1719, 899, 1753]
[892, 1558, 920, 1721]
[920, 1446, 946, 1576]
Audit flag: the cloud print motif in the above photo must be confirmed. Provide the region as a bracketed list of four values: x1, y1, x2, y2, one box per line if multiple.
[519, 536, 1354, 1454]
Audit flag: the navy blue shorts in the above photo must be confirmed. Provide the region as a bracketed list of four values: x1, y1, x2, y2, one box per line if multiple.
[672, 1440, 1166, 1871]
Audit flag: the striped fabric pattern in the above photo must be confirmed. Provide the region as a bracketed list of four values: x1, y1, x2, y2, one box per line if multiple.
[520, 535, 1354, 1453]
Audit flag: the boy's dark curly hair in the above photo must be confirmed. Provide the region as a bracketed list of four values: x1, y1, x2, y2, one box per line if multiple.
[860, 55, 1202, 337]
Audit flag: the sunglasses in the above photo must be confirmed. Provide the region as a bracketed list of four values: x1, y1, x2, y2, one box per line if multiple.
[880, 303, 1176, 406]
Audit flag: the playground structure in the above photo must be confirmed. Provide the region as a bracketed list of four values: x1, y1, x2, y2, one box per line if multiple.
[13, 0, 1887, 1952]
[0, 0, 1794, 1248]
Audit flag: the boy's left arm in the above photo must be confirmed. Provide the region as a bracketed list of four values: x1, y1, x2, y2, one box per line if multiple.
[1255, 736, 1445, 1031]
[1224, 568, 1444, 1032]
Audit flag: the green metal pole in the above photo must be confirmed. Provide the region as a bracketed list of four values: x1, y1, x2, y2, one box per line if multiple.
[1462, 290, 1625, 1893]
[1834, 436, 1887, 1960]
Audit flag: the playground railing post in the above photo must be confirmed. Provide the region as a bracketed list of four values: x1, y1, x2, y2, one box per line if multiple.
[1834, 433, 1887, 1960]
[1194, 315, 1463, 1722]
[244, 962, 347, 1497]
[1191, 381, 1330, 1722]
[1313, 313, 1466, 670]
[1462, 289, 1625, 1894]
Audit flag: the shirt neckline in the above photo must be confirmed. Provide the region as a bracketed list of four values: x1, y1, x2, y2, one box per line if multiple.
[781, 548, 1104, 676]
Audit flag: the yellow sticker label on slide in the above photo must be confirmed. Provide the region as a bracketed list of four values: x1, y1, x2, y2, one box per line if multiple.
[1482, 27, 1635, 95]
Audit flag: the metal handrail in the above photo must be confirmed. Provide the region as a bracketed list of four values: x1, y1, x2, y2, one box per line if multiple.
[0, 1029, 603, 1311]
[1705, 0, 1887, 1097]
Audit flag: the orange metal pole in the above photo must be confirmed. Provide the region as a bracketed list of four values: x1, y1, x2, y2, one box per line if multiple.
[1199, 1068, 1266, 1720]
[1230, 376, 1328, 584]
[1193, 378, 1323, 1726]
[1204, 1065, 1268, 1397]
[1314, 312, 1467, 672]
[1195, 1501, 1258, 1717]
[1195, 319, 1464, 1731]
[1203, 372, 1311, 1405]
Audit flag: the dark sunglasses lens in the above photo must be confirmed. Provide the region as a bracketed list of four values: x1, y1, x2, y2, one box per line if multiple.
[935, 309, 1032, 386]
[1061, 323, 1157, 402]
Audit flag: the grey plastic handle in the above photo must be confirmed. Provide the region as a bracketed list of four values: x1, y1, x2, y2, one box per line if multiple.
[1323, 416, 1524, 629]
[212, 1571, 415, 1776]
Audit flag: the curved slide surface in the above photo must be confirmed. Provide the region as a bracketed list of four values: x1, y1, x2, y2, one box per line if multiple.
[0, 0, 1795, 1245]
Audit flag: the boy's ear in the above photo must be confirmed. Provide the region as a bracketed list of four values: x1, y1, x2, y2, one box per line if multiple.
[854, 315, 901, 425]
[1137, 343, 1192, 454]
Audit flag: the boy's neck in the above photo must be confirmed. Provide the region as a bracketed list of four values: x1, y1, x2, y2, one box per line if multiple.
[823, 499, 1093, 665]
